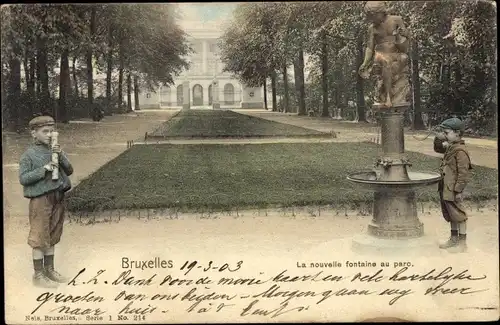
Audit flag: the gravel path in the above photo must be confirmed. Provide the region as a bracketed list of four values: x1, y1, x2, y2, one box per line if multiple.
[3, 109, 498, 323]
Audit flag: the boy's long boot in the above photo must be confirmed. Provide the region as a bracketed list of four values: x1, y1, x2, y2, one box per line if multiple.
[44, 255, 69, 283]
[33, 258, 58, 288]
[439, 230, 459, 249]
[448, 234, 468, 253]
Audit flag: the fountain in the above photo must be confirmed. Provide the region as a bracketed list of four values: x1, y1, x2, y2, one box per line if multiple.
[347, 1, 441, 252]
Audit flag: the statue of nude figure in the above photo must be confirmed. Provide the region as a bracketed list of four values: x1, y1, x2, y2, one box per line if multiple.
[358, 1, 411, 108]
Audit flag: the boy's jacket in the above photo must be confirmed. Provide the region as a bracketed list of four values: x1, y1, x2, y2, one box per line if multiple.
[434, 138, 472, 201]
[19, 143, 73, 198]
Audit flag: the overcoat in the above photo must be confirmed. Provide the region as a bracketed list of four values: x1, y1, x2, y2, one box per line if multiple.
[434, 138, 472, 222]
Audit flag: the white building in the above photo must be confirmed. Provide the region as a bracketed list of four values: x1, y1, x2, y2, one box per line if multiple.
[138, 21, 265, 110]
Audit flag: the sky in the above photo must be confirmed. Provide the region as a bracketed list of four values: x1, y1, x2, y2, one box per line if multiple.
[176, 3, 237, 31]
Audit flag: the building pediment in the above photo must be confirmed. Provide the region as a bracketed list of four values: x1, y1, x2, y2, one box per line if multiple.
[181, 20, 223, 39]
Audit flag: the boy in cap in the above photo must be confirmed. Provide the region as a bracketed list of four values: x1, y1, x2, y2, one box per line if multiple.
[19, 115, 74, 288]
[433, 117, 472, 253]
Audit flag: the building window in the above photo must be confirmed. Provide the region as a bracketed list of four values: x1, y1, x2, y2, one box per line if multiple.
[193, 84, 203, 106]
[208, 59, 216, 75]
[146, 93, 151, 99]
[177, 85, 183, 106]
[224, 83, 234, 105]
[189, 59, 202, 75]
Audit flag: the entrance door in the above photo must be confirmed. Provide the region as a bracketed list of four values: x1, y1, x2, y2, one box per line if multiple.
[192, 84, 203, 106]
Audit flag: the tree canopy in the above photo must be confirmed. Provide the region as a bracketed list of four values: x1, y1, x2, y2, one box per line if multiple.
[2, 4, 191, 130]
[219, 1, 496, 134]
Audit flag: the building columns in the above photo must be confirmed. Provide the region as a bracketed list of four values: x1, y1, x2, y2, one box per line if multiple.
[202, 40, 208, 74]
[182, 81, 190, 109]
[212, 79, 220, 109]
[203, 84, 209, 107]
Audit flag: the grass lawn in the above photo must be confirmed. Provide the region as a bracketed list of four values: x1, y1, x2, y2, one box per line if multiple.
[66, 142, 497, 212]
[146, 109, 330, 139]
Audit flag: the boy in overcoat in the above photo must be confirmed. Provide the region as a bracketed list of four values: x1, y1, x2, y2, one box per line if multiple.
[19, 116, 74, 288]
[433, 117, 472, 253]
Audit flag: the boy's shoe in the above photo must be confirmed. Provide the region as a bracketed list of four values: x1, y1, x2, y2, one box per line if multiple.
[439, 235, 459, 249]
[45, 268, 69, 283]
[447, 237, 467, 254]
[33, 271, 59, 288]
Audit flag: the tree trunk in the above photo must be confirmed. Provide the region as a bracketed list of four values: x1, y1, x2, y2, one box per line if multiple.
[87, 6, 96, 120]
[355, 32, 367, 122]
[36, 35, 51, 116]
[453, 60, 462, 114]
[410, 40, 425, 130]
[271, 71, 277, 112]
[58, 49, 70, 123]
[134, 75, 140, 111]
[36, 55, 41, 99]
[341, 59, 349, 119]
[263, 79, 268, 110]
[28, 57, 36, 97]
[23, 54, 29, 91]
[332, 62, 341, 118]
[105, 24, 114, 116]
[283, 65, 289, 113]
[441, 48, 451, 116]
[72, 56, 79, 98]
[321, 31, 329, 117]
[118, 41, 124, 112]
[24, 49, 35, 119]
[293, 61, 301, 113]
[7, 54, 22, 132]
[86, 49, 94, 118]
[295, 48, 307, 116]
[127, 73, 132, 112]
[343, 91, 350, 120]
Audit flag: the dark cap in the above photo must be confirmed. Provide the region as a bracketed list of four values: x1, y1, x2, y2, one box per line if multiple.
[438, 117, 465, 132]
[29, 116, 55, 129]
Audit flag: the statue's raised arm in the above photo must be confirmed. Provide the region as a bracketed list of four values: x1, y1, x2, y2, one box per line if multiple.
[359, 26, 375, 79]
[393, 15, 410, 53]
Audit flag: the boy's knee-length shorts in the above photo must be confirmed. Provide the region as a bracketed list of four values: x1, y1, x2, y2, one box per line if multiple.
[28, 191, 65, 249]
[438, 185, 468, 223]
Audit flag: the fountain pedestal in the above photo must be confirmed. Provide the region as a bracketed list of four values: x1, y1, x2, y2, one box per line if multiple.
[369, 187, 422, 238]
[348, 103, 441, 253]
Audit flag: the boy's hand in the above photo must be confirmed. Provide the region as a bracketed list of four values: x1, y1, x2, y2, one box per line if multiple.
[442, 141, 449, 148]
[52, 144, 61, 153]
[455, 192, 463, 202]
[43, 162, 58, 171]
[436, 132, 447, 140]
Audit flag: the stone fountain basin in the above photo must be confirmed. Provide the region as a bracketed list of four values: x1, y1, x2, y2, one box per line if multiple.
[347, 171, 442, 191]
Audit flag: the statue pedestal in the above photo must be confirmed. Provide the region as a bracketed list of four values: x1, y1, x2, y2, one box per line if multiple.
[182, 81, 190, 110]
